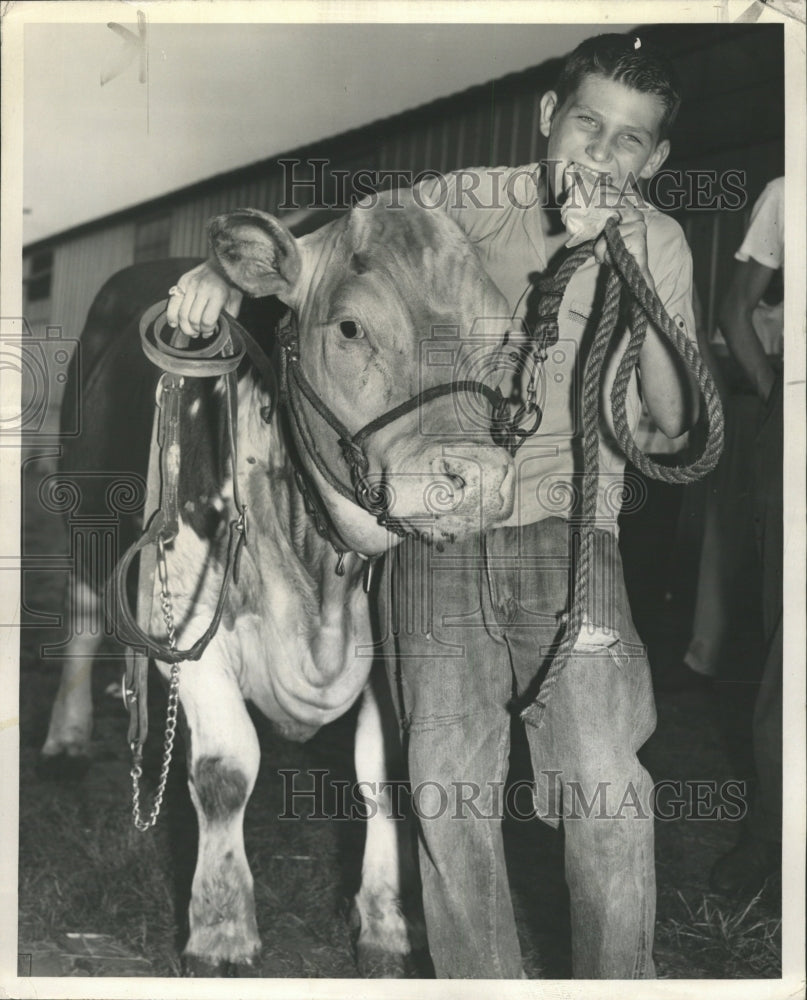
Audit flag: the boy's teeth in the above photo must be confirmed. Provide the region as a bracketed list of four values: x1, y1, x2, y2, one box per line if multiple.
[567, 163, 606, 184]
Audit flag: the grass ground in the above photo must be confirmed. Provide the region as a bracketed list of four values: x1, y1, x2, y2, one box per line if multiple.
[16, 452, 782, 980]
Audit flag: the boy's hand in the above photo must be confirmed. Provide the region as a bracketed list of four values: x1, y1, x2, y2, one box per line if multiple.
[592, 188, 653, 290]
[165, 260, 243, 338]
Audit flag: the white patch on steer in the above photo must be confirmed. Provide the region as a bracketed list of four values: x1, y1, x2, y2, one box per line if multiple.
[41, 578, 102, 758]
[150, 519, 225, 648]
[352, 684, 424, 962]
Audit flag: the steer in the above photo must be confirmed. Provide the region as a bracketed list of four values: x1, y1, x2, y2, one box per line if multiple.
[38, 190, 517, 973]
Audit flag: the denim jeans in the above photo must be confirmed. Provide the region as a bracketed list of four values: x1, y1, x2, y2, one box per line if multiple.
[379, 516, 657, 979]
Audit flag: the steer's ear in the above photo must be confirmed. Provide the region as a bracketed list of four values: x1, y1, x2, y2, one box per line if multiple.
[208, 209, 301, 301]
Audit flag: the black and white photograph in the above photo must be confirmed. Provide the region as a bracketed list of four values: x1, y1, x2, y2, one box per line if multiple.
[1, 2, 805, 996]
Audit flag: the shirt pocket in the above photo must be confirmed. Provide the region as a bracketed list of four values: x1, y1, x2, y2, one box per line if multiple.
[566, 300, 592, 325]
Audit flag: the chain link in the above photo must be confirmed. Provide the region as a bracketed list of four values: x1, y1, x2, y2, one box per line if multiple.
[130, 534, 182, 832]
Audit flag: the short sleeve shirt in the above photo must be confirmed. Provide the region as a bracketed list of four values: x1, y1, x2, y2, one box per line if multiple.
[417, 164, 698, 532]
[734, 177, 784, 357]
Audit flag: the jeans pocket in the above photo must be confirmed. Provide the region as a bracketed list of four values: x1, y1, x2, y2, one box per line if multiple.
[573, 622, 627, 669]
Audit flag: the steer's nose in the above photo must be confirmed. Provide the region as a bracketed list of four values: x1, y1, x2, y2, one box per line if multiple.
[435, 457, 469, 492]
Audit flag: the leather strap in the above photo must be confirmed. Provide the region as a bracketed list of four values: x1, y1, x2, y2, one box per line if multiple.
[121, 394, 162, 747]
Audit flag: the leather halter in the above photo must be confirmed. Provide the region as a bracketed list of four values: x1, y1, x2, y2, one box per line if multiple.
[275, 309, 532, 541]
[113, 287, 550, 746]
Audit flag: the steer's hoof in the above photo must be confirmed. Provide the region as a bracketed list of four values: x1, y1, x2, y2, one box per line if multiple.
[35, 750, 91, 782]
[183, 953, 262, 977]
[349, 899, 432, 978]
[356, 943, 432, 979]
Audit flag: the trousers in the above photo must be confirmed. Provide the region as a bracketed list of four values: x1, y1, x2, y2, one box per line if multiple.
[379, 516, 657, 978]
[748, 375, 783, 844]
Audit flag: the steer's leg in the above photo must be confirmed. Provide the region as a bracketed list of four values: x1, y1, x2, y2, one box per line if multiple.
[351, 671, 426, 976]
[38, 577, 100, 779]
[169, 655, 262, 975]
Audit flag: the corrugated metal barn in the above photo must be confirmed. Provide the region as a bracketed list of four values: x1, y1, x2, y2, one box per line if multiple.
[23, 23, 784, 355]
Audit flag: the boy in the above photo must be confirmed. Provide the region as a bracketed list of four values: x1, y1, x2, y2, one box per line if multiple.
[167, 33, 699, 979]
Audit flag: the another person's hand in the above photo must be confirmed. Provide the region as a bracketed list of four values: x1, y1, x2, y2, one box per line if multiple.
[165, 259, 243, 338]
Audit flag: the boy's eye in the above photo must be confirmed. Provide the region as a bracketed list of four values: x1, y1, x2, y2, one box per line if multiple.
[578, 115, 597, 125]
[622, 134, 642, 146]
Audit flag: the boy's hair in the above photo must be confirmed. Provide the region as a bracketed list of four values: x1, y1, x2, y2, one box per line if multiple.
[554, 33, 682, 139]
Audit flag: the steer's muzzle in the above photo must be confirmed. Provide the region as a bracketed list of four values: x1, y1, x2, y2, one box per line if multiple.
[365, 432, 515, 542]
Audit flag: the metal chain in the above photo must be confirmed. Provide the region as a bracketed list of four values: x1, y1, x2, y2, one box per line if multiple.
[130, 534, 182, 832]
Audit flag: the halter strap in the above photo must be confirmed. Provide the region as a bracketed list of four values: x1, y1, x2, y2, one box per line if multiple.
[276, 311, 529, 531]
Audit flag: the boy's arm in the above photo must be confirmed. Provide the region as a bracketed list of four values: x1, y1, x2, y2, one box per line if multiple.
[600, 202, 700, 438]
[166, 258, 243, 337]
[638, 227, 701, 438]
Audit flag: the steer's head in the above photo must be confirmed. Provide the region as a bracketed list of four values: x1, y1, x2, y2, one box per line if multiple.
[209, 190, 517, 554]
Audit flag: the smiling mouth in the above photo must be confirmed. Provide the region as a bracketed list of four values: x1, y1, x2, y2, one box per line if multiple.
[563, 162, 611, 190]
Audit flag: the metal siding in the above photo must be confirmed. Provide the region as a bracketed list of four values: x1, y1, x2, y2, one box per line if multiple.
[422, 121, 434, 172]
[49, 223, 135, 341]
[506, 94, 523, 166]
[26, 36, 783, 353]
[438, 119, 450, 175]
[453, 115, 466, 175]
[264, 174, 279, 212]
[490, 96, 504, 166]
[467, 105, 486, 167]
[169, 200, 206, 258]
[253, 177, 270, 209]
[400, 126, 418, 175]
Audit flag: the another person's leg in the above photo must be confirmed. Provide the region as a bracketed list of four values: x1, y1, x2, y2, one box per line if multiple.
[711, 377, 783, 893]
[753, 377, 784, 848]
[684, 393, 762, 682]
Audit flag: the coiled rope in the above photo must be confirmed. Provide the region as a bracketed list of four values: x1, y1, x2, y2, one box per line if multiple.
[517, 217, 725, 727]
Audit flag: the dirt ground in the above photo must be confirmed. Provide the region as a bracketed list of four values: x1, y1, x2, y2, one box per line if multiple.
[16, 450, 782, 980]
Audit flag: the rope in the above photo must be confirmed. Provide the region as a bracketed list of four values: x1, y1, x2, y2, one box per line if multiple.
[518, 219, 724, 727]
[604, 223, 724, 484]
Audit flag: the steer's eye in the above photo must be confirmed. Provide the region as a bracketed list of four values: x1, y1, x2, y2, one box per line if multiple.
[339, 320, 364, 340]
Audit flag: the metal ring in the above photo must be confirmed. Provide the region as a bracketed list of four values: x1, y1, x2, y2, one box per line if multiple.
[122, 682, 137, 710]
[167, 285, 185, 297]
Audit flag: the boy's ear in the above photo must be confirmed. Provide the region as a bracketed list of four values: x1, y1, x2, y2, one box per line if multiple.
[539, 91, 559, 138]
[639, 139, 670, 180]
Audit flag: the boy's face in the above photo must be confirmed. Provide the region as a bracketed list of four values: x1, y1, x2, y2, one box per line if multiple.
[540, 73, 671, 198]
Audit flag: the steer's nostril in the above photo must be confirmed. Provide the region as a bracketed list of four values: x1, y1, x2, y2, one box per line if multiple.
[437, 458, 466, 492]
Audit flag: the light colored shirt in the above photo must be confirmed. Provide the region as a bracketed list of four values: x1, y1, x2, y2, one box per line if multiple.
[417, 164, 697, 532]
[734, 177, 784, 358]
